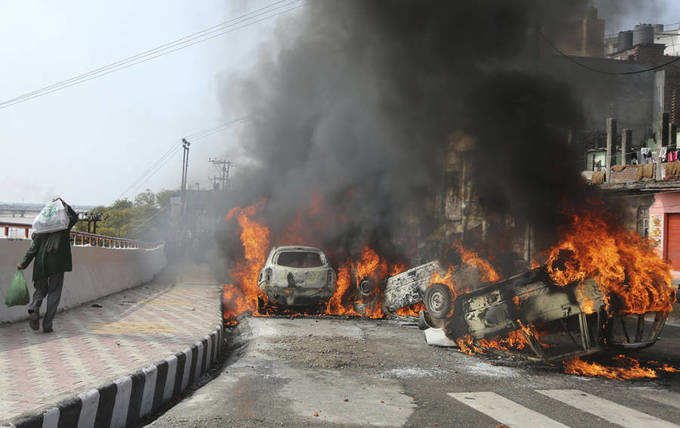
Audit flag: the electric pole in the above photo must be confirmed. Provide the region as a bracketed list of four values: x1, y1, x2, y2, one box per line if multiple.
[208, 158, 235, 190]
[180, 138, 191, 214]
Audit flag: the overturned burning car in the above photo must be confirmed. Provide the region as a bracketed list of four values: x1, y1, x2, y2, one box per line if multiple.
[384, 260, 671, 362]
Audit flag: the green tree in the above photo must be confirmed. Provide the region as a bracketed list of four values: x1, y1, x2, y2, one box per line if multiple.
[111, 199, 133, 210]
[134, 189, 157, 208]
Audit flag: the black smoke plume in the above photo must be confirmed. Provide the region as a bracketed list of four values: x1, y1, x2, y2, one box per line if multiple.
[217, 0, 613, 272]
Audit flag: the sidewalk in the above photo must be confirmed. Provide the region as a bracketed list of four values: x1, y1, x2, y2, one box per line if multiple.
[0, 263, 222, 425]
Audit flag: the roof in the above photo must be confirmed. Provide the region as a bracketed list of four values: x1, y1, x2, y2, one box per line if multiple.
[272, 245, 323, 252]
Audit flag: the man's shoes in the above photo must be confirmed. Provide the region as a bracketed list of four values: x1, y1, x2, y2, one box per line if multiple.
[43, 327, 54, 333]
[28, 311, 39, 331]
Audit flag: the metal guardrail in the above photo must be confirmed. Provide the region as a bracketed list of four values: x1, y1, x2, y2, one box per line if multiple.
[0, 222, 155, 249]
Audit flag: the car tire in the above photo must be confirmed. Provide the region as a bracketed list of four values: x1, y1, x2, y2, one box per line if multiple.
[424, 283, 453, 319]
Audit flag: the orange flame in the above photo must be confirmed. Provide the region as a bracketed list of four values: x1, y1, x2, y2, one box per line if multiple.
[223, 199, 413, 323]
[564, 355, 657, 380]
[546, 209, 675, 314]
[454, 243, 500, 282]
[395, 303, 425, 316]
[222, 200, 270, 323]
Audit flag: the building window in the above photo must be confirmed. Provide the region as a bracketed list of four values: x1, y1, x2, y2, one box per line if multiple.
[637, 206, 649, 238]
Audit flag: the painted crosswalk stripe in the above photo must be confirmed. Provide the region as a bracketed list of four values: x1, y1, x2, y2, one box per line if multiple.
[636, 390, 680, 410]
[537, 389, 679, 428]
[448, 392, 568, 428]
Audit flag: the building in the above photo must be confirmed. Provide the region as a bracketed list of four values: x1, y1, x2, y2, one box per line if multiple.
[550, 6, 605, 58]
[586, 114, 680, 271]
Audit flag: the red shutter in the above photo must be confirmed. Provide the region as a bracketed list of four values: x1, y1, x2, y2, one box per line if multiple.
[666, 214, 680, 270]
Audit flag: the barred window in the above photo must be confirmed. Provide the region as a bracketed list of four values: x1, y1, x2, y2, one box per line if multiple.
[637, 206, 649, 238]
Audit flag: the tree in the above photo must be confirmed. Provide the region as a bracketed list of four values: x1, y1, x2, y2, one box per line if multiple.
[111, 199, 133, 210]
[134, 189, 157, 208]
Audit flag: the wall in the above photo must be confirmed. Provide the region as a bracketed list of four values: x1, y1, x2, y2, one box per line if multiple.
[0, 240, 166, 323]
[648, 191, 680, 258]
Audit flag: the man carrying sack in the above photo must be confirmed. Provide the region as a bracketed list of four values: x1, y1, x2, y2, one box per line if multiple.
[17, 198, 79, 333]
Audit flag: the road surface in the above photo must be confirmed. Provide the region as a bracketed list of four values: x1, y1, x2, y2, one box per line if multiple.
[148, 316, 680, 427]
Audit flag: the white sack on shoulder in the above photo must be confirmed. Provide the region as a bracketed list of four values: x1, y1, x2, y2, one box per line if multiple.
[32, 200, 69, 234]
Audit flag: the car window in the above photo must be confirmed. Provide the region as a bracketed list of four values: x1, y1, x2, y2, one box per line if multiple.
[276, 251, 323, 268]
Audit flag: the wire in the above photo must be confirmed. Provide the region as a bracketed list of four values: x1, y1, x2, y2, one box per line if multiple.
[115, 143, 183, 202]
[0, 1, 304, 110]
[114, 116, 250, 202]
[538, 30, 680, 75]
[184, 115, 250, 140]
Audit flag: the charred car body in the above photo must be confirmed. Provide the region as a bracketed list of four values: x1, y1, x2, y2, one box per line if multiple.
[384, 261, 669, 361]
[257, 246, 336, 312]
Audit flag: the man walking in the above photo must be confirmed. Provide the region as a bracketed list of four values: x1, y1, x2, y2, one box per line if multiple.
[17, 198, 78, 333]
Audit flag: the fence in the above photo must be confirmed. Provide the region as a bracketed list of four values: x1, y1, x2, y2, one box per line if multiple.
[0, 222, 155, 249]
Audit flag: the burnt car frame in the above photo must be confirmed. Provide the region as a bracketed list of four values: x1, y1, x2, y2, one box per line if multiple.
[383, 261, 669, 362]
[257, 245, 336, 312]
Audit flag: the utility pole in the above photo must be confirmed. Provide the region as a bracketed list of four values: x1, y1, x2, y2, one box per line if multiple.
[180, 138, 191, 214]
[208, 158, 235, 190]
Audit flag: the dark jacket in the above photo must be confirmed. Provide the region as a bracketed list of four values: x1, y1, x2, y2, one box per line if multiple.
[20, 202, 79, 281]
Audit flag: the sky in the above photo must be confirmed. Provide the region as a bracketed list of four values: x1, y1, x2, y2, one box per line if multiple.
[0, 0, 678, 206]
[0, 0, 293, 206]
[595, 0, 680, 34]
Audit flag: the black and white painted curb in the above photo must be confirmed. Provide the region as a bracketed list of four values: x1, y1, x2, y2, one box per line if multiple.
[9, 325, 223, 428]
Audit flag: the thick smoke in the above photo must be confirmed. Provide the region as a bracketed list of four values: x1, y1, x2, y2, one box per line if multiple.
[218, 1, 612, 271]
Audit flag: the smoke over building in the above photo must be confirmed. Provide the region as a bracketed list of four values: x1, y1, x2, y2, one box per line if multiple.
[216, 1, 635, 274]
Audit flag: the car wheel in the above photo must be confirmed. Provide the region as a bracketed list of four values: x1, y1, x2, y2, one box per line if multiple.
[424, 283, 453, 319]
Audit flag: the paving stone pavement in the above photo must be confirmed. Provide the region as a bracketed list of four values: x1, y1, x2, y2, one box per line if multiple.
[0, 263, 222, 423]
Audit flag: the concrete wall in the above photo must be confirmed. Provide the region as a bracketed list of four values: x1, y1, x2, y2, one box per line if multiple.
[0, 240, 166, 323]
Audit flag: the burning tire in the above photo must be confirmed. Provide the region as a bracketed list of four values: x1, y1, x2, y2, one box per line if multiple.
[424, 283, 453, 319]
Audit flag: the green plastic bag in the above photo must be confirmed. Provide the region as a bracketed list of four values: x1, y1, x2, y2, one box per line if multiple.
[5, 270, 29, 307]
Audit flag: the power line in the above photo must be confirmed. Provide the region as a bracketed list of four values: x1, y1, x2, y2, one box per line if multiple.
[538, 30, 680, 75]
[0, 0, 304, 110]
[184, 115, 250, 140]
[115, 143, 183, 202]
[115, 117, 250, 202]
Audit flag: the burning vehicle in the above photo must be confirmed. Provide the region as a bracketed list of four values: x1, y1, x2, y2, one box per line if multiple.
[384, 259, 672, 362]
[256, 246, 336, 312]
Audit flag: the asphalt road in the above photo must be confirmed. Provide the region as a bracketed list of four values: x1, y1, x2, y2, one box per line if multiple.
[147, 316, 680, 427]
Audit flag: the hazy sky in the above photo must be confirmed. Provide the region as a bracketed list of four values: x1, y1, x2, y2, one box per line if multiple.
[0, 0, 290, 205]
[0, 1, 678, 206]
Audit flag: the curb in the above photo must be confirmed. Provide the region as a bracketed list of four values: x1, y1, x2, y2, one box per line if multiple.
[9, 324, 223, 428]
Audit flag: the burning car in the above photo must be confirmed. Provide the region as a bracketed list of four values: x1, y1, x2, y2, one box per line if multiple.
[257, 246, 336, 312]
[384, 260, 670, 362]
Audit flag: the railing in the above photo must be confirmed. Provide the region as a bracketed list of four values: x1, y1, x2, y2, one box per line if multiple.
[70, 230, 156, 249]
[1, 222, 156, 249]
[1, 222, 31, 239]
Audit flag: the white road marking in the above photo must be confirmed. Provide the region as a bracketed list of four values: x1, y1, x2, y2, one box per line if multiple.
[636, 390, 680, 410]
[181, 348, 192, 391]
[140, 365, 158, 417]
[77, 389, 99, 428]
[448, 392, 568, 428]
[41, 407, 59, 428]
[163, 356, 178, 401]
[111, 376, 132, 428]
[538, 389, 679, 428]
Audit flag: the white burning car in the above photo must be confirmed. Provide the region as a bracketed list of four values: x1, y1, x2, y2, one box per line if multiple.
[257, 246, 336, 312]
